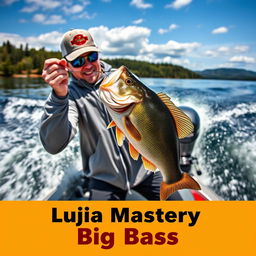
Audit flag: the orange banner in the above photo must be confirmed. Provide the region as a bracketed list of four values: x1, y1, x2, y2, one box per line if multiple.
[0, 201, 255, 256]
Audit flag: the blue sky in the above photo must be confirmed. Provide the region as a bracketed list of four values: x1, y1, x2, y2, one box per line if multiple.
[1, 0, 256, 71]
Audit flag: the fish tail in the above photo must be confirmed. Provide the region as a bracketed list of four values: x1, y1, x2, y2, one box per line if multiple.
[160, 173, 201, 200]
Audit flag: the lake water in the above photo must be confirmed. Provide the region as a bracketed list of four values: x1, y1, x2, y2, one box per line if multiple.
[0, 77, 255, 200]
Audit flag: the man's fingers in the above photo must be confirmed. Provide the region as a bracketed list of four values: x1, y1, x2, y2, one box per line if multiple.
[60, 78, 69, 87]
[43, 58, 61, 70]
[43, 69, 68, 84]
[42, 58, 67, 77]
[48, 74, 68, 88]
[44, 63, 65, 75]
[42, 63, 60, 79]
[42, 58, 69, 97]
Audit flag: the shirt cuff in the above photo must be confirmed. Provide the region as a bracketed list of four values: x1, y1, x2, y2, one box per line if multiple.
[50, 90, 69, 104]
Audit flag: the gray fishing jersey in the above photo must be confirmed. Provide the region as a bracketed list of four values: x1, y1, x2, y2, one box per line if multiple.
[39, 61, 150, 191]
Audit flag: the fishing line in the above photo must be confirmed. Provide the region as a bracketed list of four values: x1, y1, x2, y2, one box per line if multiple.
[66, 68, 111, 75]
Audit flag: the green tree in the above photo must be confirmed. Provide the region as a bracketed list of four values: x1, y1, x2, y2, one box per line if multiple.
[0, 41, 202, 78]
[2, 61, 15, 76]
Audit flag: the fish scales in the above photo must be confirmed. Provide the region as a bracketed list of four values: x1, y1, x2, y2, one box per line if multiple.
[99, 65, 201, 200]
[128, 93, 181, 182]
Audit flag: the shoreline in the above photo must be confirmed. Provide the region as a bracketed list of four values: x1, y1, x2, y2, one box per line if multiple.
[0, 74, 255, 82]
[12, 74, 42, 78]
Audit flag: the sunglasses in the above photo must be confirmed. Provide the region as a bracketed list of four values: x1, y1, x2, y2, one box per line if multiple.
[70, 52, 98, 68]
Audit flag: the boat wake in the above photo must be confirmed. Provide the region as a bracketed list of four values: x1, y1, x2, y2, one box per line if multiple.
[0, 97, 81, 200]
[0, 79, 256, 200]
[190, 101, 256, 200]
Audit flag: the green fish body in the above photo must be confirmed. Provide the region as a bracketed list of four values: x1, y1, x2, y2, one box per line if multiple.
[99, 66, 201, 200]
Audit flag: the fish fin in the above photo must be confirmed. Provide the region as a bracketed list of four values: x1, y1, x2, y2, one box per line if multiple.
[129, 143, 140, 160]
[107, 120, 116, 129]
[116, 126, 125, 146]
[157, 92, 172, 102]
[141, 156, 157, 171]
[124, 116, 141, 141]
[157, 92, 194, 139]
[160, 173, 201, 200]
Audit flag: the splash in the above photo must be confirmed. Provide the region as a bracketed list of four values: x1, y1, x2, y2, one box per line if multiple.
[1, 78, 256, 200]
[150, 83, 256, 200]
[197, 102, 256, 200]
[0, 97, 81, 200]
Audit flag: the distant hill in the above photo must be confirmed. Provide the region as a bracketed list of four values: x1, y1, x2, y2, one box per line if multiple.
[196, 68, 256, 81]
[102, 58, 201, 79]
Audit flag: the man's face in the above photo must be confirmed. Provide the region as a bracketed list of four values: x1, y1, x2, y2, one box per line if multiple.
[68, 52, 101, 84]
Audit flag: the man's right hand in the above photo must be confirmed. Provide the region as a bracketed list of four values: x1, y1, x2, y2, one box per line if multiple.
[42, 58, 69, 97]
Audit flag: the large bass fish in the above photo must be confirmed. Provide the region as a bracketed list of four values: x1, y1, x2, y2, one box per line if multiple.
[99, 66, 201, 200]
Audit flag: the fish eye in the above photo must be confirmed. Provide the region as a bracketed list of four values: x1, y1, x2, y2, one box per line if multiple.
[125, 78, 133, 85]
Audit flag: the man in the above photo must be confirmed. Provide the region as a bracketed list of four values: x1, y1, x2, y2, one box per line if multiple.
[40, 29, 162, 200]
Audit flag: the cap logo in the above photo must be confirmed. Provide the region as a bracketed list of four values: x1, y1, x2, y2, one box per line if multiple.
[71, 34, 88, 46]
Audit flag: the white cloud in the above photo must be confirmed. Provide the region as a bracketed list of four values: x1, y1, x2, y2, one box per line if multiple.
[21, 5, 38, 12]
[158, 28, 169, 35]
[211, 26, 228, 34]
[204, 44, 250, 58]
[0, 31, 63, 50]
[158, 24, 179, 34]
[217, 46, 229, 53]
[132, 18, 144, 25]
[20, 0, 91, 19]
[89, 26, 151, 56]
[32, 13, 66, 24]
[74, 12, 96, 20]
[88, 25, 200, 64]
[0, 26, 201, 67]
[218, 63, 236, 69]
[165, 0, 192, 9]
[229, 56, 256, 64]
[130, 0, 152, 9]
[162, 56, 190, 66]
[205, 50, 218, 57]
[32, 13, 45, 23]
[63, 4, 84, 14]
[218, 56, 256, 70]
[205, 46, 231, 56]
[234, 45, 249, 52]
[45, 15, 66, 24]
[0, 33, 26, 47]
[21, 0, 61, 12]
[143, 40, 200, 58]
[28, 31, 63, 49]
[169, 24, 178, 31]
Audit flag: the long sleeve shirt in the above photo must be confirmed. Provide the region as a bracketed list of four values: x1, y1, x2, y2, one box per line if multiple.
[39, 61, 150, 191]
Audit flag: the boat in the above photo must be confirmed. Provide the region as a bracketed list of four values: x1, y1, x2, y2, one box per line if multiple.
[46, 106, 222, 201]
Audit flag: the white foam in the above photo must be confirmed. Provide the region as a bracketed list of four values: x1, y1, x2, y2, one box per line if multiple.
[0, 97, 81, 200]
[232, 138, 256, 182]
[211, 103, 256, 123]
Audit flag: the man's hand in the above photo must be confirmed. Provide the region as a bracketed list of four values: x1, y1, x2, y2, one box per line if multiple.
[42, 58, 69, 97]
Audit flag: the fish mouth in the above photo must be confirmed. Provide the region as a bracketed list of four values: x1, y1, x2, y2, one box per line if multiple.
[99, 66, 140, 114]
[100, 66, 124, 89]
[99, 89, 138, 114]
[109, 103, 135, 113]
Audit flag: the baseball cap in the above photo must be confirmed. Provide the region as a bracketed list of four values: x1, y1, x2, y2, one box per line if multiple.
[60, 29, 100, 61]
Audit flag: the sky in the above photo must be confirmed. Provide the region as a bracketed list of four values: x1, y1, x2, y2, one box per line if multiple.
[0, 0, 256, 71]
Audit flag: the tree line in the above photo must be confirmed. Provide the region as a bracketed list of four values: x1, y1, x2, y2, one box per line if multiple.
[104, 58, 201, 78]
[0, 41, 62, 76]
[0, 41, 201, 78]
